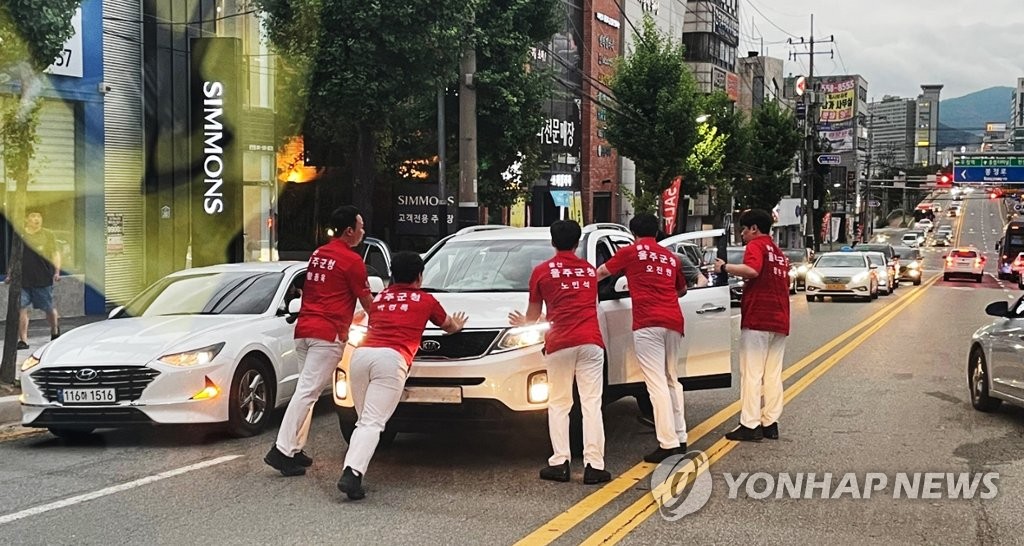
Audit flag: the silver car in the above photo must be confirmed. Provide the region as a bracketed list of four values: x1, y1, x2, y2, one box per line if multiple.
[969, 297, 1024, 412]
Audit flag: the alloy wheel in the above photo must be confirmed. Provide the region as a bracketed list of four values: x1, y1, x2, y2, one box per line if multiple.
[238, 369, 268, 425]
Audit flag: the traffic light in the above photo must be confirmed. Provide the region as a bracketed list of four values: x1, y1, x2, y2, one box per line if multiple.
[938, 173, 952, 187]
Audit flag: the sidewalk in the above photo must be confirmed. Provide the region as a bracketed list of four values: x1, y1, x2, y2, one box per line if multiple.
[0, 314, 107, 425]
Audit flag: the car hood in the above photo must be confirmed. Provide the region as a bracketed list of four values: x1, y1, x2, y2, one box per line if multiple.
[37, 315, 262, 366]
[810, 267, 870, 278]
[429, 292, 529, 330]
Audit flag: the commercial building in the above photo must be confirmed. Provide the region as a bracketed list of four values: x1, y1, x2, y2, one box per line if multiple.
[915, 84, 943, 166]
[867, 96, 917, 174]
[736, 52, 784, 117]
[1009, 78, 1024, 152]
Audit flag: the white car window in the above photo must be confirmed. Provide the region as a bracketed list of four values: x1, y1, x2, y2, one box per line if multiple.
[815, 255, 867, 268]
[122, 272, 284, 317]
[421, 239, 553, 292]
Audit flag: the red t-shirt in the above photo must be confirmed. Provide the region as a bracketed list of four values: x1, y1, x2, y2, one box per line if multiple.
[294, 240, 370, 342]
[361, 284, 448, 366]
[603, 237, 686, 334]
[740, 235, 791, 335]
[528, 250, 605, 354]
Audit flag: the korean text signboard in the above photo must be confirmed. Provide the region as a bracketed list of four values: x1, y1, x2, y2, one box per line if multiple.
[818, 79, 855, 122]
[395, 183, 456, 236]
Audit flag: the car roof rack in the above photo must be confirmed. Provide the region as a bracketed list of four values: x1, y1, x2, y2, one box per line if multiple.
[454, 225, 511, 236]
[582, 223, 630, 234]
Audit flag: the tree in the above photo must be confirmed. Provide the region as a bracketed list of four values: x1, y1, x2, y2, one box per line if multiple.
[474, 0, 558, 211]
[254, 0, 481, 231]
[0, 0, 81, 385]
[701, 91, 750, 219]
[734, 100, 801, 212]
[604, 15, 700, 214]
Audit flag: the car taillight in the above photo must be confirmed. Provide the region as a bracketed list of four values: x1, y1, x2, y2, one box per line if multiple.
[976, 258, 983, 267]
[946, 257, 954, 266]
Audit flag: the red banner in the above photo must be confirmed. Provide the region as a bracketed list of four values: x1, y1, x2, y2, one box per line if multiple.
[662, 176, 682, 234]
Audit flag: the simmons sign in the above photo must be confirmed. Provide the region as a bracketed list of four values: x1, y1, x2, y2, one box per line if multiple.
[190, 38, 243, 266]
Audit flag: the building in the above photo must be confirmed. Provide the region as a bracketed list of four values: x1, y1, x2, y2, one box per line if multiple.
[867, 96, 917, 174]
[1, 0, 107, 317]
[1009, 78, 1024, 152]
[915, 84, 942, 166]
[736, 52, 784, 117]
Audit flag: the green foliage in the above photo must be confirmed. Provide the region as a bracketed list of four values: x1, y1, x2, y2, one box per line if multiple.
[0, 0, 81, 71]
[734, 100, 801, 211]
[473, 0, 558, 209]
[685, 123, 727, 192]
[605, 15, 700, 214]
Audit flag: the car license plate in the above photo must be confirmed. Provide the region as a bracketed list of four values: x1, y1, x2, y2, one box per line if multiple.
[825, 283, 845, 290]
[401, 386, 462, 404]
[61, 388, 116, 404]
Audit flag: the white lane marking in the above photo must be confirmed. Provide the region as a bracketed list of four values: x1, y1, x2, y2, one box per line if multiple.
[0, 455, 242, 526]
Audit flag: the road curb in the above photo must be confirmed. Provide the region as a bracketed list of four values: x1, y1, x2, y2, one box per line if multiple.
[0, 394, 20, 426]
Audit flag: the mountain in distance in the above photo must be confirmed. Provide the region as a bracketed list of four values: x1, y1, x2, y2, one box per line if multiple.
[939, 86, 1013, 130]
[937, 122, 982, 149]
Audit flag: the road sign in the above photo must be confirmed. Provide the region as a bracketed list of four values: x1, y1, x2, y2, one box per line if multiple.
[868, 200, 880, 208]
[953, 166, 1024, 183]
[816, 154, 842, 166]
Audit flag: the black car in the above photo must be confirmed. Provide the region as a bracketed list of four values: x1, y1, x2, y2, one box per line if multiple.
[892, 245, 923, 285]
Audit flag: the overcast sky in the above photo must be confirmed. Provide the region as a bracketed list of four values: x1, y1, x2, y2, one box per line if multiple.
[739, 0, 1024, 100]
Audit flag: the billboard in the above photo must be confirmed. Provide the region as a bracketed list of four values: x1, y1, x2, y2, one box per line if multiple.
[818, 79, 855, 123]
[190, 38, 243, 266]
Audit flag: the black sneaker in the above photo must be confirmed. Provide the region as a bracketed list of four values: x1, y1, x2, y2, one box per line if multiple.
[264, 445, 306, 476]
[583, 464, 611, 485]
[539, 461, 570, 482]
[762, 422, 779, 440]
[725, 424, 764, 442]
[293, 450, 313, 467]
[337, 466, 366, 500]
[51, 329, 60, 341]
[643, 444, 686, 463]
[16, 341, 29, 350]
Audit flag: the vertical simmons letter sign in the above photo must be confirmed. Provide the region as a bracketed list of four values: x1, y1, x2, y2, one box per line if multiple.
[190, 38, 243, 266]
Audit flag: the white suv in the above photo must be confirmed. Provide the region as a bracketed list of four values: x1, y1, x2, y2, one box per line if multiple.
[333, 225, 733, 441]
[943, 247, 986, 283]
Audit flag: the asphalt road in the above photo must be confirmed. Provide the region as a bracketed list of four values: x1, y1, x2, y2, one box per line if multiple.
[1, 192, 1021, 545]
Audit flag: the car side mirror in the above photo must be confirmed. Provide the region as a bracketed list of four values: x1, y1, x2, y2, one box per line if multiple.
[108, 305, 124, 319]
[288, 298, 302, 315]
[985, 301, 1010, 317]
[368, 276, 386, 294]
[614, 276, 629, 294]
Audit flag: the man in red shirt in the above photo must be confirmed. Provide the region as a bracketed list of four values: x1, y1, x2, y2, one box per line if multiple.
[715, 209, 791, 442]
[266, 205, 374, 477]
[338, 252, 467, 500]
[596, 213, 688, 463]
[509, 220, 611, 485]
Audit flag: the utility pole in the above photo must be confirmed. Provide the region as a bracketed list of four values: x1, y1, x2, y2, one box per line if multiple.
[458, 47, 478, 228]
[789, 14, 833, 252]
[438, 86, 448, 238]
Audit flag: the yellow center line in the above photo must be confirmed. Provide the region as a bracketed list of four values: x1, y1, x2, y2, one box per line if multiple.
[514, 275, 939, 546]
[580, 273, 940, 545]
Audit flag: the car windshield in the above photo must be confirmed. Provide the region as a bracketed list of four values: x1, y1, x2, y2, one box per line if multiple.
[120, 271, 284, 317]
[866, 254, 886, 267]
[422, 239, 555, 292]
[893, 247, 921, 260]
[902, 234, 919, 241]
[783, 249, 806, 264]
[815, 255, 867, 268]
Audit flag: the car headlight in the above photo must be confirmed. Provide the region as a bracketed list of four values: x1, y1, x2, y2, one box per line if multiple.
[21, 354, 41, 372]
[158, 342, 225, 367]
[334, 369, 348, 400]
[348, 324, 368, 347]
[852, 272, 869, 283]
[528, 371, 549, 404]
[908, 261, 920, 269]
[494, 323, 550, 352]
[806, 271, 823, 284]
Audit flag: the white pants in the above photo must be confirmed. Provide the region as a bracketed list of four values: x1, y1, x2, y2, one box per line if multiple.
[739, 329, 787, 429]
[343, 347, 409, 475]
[634, 327, 687, 448]
[546, 344, 606, 470]
[275, 337, 344, 457]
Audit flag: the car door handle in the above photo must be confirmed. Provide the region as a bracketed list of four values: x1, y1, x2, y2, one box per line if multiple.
[696, 305, 728, 314]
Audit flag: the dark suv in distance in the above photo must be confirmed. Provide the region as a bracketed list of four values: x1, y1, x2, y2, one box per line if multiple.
[892, 246, 923, 285]
[853, 243, 901, 289]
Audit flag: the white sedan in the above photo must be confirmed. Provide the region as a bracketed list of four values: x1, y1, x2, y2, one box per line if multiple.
[21, 262, 317, 439]
[804, 251, 879, 302]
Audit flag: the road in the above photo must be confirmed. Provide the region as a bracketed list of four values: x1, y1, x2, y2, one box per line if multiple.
[1, 192, 1022, 545]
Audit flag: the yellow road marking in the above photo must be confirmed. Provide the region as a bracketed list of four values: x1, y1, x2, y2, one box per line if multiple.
[514, 275, 939, 546]
[579, 274, 939, 545]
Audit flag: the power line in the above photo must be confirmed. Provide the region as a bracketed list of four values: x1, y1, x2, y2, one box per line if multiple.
[742, 0, 798, 38]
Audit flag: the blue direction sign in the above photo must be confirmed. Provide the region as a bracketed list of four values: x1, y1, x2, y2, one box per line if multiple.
[816, 154, 842, 166]
[953, 166, 1024, 183]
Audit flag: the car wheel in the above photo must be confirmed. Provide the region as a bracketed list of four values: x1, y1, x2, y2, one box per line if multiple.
[806, 295, 815, 302]
[339, 417, 398, 449]
[914, 279, 922, 286]
[47, 427, 96, 441]
[943, 274, 950, 281]
[227, 357, 275, 437]
[790, 281, 797, 295]
[977, 274, 984, 283]
[969, 349, 1001, 412]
